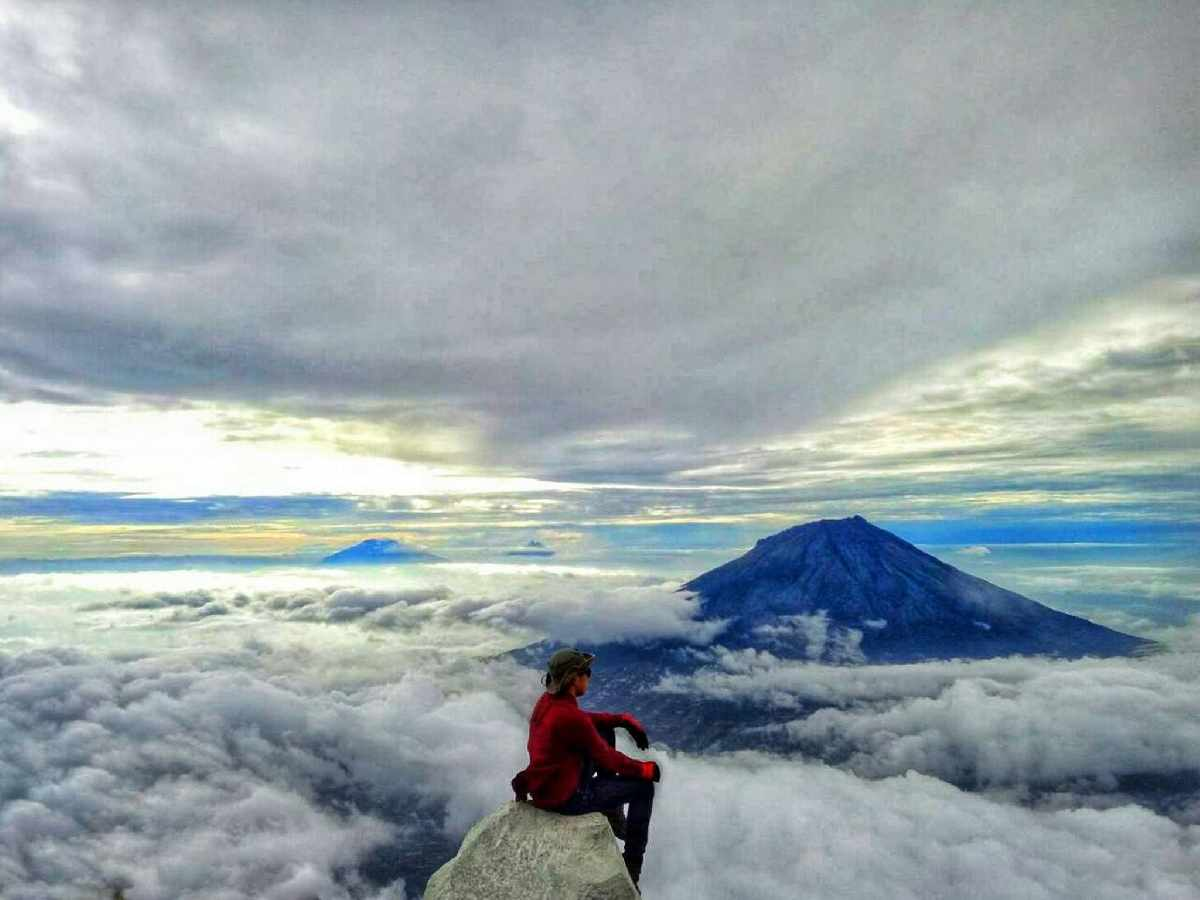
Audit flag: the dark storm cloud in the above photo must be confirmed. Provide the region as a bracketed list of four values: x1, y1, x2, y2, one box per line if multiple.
[3, 1, 1198, 473]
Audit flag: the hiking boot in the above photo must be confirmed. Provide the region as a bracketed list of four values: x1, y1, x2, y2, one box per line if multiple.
[604, 806, 628, 840]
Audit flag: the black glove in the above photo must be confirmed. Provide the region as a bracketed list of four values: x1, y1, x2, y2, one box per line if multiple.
[618, 713, 650, 750]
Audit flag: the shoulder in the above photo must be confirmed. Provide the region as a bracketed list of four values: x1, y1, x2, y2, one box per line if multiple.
[545, 695, 588, 725]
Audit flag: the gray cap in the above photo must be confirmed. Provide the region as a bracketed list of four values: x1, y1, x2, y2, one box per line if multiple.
[544, 648, 595, 693]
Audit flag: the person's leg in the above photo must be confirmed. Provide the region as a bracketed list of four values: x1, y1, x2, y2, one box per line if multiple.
[558, 774, 655, 886]
[602, 778, 653, 885]
[603, 804, 627, 840]
[592, 725, 628, 839]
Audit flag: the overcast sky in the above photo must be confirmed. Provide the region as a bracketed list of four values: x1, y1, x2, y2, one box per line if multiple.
[1, 1, 1197, 555]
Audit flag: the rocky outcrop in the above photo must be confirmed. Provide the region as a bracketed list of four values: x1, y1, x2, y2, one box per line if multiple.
[424, 801, 639, 900]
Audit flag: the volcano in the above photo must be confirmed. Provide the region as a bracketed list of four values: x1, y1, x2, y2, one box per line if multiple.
[681, 515, 1155, 662]
[320, 538, 443, 565]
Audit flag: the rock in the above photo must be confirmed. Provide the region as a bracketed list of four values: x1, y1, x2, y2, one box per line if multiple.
[424, 801, 639, 900]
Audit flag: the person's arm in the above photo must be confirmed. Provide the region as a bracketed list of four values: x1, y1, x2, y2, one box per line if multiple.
[586, 711, 623, 730]
[567, 710, 657, 781]
[586, 710, 649, 750]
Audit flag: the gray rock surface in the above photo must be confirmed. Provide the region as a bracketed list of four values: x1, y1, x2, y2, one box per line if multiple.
[424, 801, 639, 900]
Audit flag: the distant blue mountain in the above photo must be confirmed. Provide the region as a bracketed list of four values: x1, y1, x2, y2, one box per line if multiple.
[504, 539, 555, 558]
[320, 538, 443, 566]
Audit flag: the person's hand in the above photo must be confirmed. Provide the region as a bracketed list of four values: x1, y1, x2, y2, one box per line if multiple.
[618, 713, 650, 750]
[640, 760, 662, 783]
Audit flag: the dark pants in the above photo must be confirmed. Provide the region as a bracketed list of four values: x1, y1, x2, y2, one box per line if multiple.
[554, 726, 655, 875]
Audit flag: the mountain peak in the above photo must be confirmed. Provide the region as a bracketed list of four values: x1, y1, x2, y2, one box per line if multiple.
[757, 514, 879, 543]
[741, 515, 919, 574]
[505, 539, 555, 557]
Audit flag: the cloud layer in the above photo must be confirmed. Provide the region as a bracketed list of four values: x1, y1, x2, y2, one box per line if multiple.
[2, 563, 1200, 896]
[73, 571, 722, 647]
[649, 753, 1200, 900]
[0, 646, 532, 899]
[2, 642, 1198, 899]
[657, 645, 1200, 811]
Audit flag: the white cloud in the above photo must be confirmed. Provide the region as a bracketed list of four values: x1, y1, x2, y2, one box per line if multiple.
[984, 562, 1200, 609]
[68, 569, 725, 648]
[958, 545, 992, 557]
[3, 567, 729, 672]
[752, 612, 865, 663]
[656, 648, 1056, 708]
[0, 646, 537, 899]
[3, 567, 1200, 897]
[781, 664, 1200, 788]
[459, 582, 727, 646]
[645, 752, 1200, 900]
[657, 645, 1200, 800]
[3, 642, 1199, 900]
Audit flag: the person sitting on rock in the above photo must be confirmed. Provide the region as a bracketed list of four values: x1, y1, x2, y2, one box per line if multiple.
[511, 648, 661, 890]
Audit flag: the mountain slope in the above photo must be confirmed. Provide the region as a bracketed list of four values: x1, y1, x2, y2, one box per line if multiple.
[683, 515, 1155, 661]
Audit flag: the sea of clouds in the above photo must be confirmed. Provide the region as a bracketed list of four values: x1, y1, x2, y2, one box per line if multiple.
[658, 646, 1200, 816]
[1, 565, 1198, 899]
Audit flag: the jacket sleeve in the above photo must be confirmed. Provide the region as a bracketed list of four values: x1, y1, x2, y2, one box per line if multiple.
[586, 711, 625, 730]
[566, 710, 651, 779]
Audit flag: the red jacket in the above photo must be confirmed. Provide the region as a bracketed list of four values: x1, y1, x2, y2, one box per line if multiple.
[511, 692, 653, 809]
